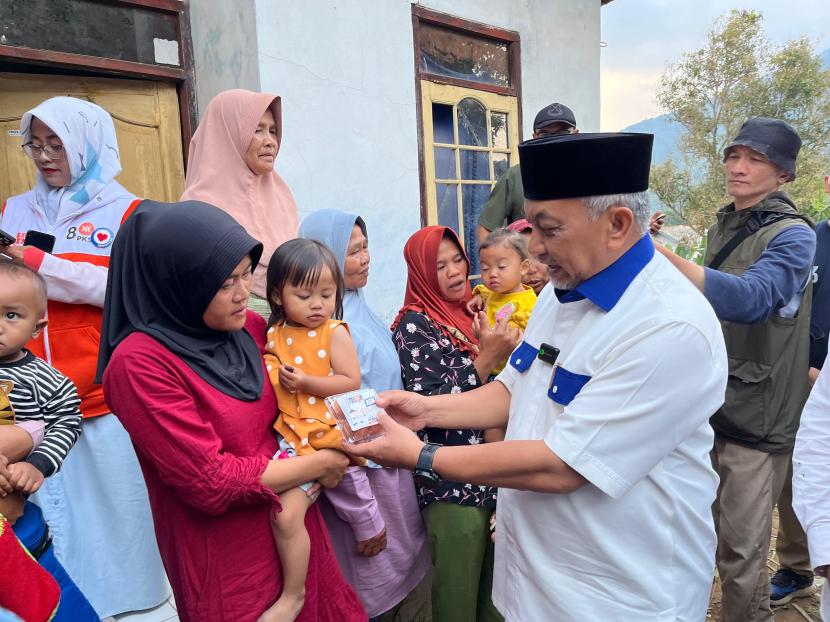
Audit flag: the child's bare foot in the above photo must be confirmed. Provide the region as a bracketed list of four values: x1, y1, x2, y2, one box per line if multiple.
[258, 590, 305, 622]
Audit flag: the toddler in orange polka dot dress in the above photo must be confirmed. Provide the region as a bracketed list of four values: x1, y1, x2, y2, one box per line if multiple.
[260, 239, 362, 622]
[266, 320, 358, 453]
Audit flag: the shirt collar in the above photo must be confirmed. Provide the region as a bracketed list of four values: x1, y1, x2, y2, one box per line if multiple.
[555, 234, 655, 312]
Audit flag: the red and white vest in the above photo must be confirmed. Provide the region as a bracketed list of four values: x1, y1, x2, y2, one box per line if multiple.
[1, 180, 140, 417]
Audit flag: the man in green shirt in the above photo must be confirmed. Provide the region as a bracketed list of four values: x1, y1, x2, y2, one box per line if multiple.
[477, 103, 579, 243]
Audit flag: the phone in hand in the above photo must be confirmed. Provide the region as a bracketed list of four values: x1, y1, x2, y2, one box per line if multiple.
[23, 230, 56, 254]
[0, 228, 15, 247]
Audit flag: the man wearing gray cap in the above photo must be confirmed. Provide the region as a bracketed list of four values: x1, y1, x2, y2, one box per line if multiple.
[657, 117, 816, 621]
[476, 102, 578, 244]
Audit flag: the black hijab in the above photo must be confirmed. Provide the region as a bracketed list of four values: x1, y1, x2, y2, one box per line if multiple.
[96, 200, 265, 401]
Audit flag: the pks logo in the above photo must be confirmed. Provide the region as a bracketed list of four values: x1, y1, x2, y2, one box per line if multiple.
[79, 222, 95, 236]
[91, 227, 114, 248]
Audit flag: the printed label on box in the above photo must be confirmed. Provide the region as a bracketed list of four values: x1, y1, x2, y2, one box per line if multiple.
[333, 390, 379, 431]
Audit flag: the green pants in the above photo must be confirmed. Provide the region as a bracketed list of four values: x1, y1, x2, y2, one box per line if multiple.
[374, 569, 433, 622]
[422, 502, 503, 622]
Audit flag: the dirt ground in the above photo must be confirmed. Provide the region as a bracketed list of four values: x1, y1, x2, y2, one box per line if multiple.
[707, 508, 822, 621]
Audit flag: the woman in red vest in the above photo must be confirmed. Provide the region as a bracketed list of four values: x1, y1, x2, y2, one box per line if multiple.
[0, 96, 168, 619]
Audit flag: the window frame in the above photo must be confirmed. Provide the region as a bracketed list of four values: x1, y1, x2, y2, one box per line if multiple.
[412, 5, 522, 98]
[412, 5, 522, 226]
[0, 0, 197, 164]
[421, 82, 520, 240]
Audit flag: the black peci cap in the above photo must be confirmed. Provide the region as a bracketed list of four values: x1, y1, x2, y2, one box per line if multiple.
[519, 133, 654, 200]
[724, 117, 801, 181]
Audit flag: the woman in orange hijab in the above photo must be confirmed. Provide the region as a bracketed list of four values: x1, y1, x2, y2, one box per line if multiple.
[182, 89, 298, 318]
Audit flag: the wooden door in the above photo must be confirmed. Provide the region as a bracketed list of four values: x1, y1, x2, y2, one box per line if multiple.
[0, 72, 185, 206]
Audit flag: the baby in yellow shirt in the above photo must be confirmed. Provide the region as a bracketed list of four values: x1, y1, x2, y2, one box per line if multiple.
[471, 227, 537, 375]
[471, 228, 538, 541]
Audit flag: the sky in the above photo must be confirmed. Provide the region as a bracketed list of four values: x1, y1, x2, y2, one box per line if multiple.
[600, 0, 830, 131]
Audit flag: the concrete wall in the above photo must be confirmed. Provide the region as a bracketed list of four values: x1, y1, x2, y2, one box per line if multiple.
[189, 0, 261, 115]
[207, 0, 601, 320]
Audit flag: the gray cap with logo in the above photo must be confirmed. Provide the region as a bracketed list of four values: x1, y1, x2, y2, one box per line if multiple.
[724, 117, 802, 180]
[533, 103, 577, 131]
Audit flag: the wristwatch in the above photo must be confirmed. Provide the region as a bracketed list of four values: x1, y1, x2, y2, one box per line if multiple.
[413, 443, 441, 486]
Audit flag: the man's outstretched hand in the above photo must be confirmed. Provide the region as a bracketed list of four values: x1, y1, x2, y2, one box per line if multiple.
[342, 411, 424, 469]
[375, 390, 431, 431]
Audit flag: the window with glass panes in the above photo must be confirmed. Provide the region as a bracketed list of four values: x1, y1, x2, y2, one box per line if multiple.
[413, 7, 521, 275]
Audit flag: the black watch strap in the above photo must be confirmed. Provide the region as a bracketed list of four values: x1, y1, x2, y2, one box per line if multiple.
[416, 443, 441, 475]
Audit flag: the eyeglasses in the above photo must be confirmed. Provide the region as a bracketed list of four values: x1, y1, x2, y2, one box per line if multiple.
[22, 143, 64, 160]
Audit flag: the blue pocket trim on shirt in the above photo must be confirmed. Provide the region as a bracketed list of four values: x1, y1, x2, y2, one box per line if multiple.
[548, 366, 592, 406]
[509, 341, 538, 373]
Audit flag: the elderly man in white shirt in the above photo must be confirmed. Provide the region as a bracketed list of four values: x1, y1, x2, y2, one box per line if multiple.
[793, 364, 830, 620]
[345, 132, 727, 621]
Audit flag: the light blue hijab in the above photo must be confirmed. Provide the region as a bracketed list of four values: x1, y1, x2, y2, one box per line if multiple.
[299, 209, 403, 392]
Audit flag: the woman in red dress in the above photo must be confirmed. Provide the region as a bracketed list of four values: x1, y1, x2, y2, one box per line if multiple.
[96, 199, 367, 622]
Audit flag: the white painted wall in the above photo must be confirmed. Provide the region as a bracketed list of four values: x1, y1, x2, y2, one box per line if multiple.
[246, 0, 601, 320]
[189, 0, 261, 115]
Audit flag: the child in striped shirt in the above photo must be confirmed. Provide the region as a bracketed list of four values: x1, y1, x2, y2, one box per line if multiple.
[0, 261, 81, 492]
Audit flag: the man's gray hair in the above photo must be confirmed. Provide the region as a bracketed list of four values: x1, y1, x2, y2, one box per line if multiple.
[581, 191, 651, 234]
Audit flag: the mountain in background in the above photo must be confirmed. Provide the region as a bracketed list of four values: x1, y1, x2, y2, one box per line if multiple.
[621, 115, 684, 164]
[621, 47, 830, 163]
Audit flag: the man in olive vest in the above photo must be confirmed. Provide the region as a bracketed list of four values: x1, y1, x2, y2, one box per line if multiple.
[655, 118, 816, 621]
